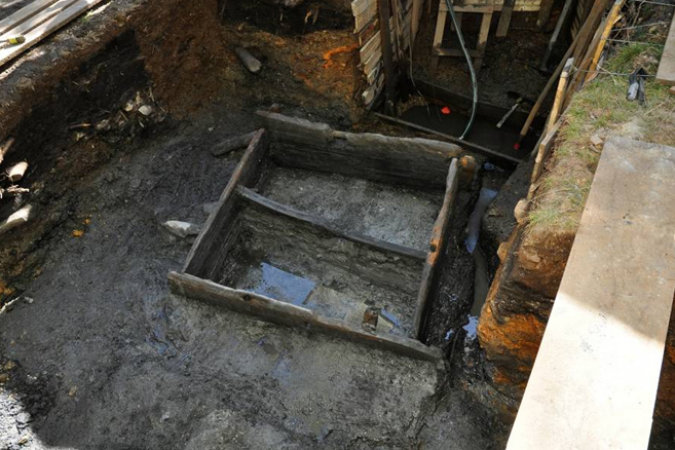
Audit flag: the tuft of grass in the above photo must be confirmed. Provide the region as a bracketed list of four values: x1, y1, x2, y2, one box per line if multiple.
[527, 41, 675, 236]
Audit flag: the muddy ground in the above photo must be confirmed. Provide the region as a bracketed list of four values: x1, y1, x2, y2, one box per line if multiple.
[0, 101, 507, 448]
[0, 5, 516, 447]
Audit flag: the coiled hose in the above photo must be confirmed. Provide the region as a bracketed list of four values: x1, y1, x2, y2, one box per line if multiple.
[443, 0, 477, 140]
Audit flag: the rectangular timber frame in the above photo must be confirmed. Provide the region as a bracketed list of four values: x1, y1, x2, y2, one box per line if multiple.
[170, 113, 463, 361]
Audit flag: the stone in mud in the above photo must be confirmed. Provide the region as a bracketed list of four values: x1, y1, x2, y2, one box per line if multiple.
[163, 221, 201, 238]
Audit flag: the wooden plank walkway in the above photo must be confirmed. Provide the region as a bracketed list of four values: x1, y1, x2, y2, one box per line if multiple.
[507, 137, 675, 450]
[656, 14, 675, 85]
[0, 0, 106, 69]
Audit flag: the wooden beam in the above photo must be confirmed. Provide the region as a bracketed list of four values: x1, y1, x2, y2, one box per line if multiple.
[236, 186, 427, 261]
[168, 271, 443, 362]
[496, 0, 514, 38]
[413, 159, 459, 338]
[0, 0, 107, 68]
[378, 0, 397, 113]
[257, 111, 463, 187]
[0, 0, 61, 35]
[184, 129, 268, 277]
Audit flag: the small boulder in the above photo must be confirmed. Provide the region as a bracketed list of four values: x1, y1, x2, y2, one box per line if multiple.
[163, 220, 201, 238]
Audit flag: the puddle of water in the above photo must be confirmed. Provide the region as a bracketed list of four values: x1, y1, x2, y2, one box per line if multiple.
[463, 315, 479, 340]
[465, 188, 498, 254]
[380, 308, 401, 330]
[249, 262, 316, 306]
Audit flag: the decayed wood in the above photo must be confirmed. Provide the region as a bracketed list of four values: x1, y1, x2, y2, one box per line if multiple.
[372, 111, 521, 166]
[6, 161, 28, 182]
[258, 110, 463, 187]
[657, 13, 675, 85]
[0, 138, 15, 166]
[413, 159, 459, 338]
[234, 47, 262, 73]
[0, 0, 107, 68]
[184, 129, 268, 277]
[236, 186, 427, 260]
[168, 271, 443, 361]
[0, 204, 32, 236]
[211, 131, 258, 157]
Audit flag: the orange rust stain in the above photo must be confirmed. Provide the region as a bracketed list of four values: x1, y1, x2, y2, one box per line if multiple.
[322, 43, 358, 69]
[478, 301, 546, 370]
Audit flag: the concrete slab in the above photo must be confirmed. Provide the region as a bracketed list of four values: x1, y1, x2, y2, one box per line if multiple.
[507, 137, 675, 450]
[657, 15, 675, 86]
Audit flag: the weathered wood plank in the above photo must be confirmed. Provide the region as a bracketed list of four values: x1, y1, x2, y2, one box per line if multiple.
[184, 129, 268, 277]
[168, 271, 443, 361]
[656, 14, 675, 85]
[413, 159, 459, 338]
[0, 0, 60, 35]
[236, 186, 427, 261]
[257, 111, 463, 187]
[0, 0, 106, 68]
[508, 138, 675, 450]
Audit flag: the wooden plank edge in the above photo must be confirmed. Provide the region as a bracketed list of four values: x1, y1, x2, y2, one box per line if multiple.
[236, 186, 427, 261]
[413, 159, 460, 338]
[0, 0, 62, 35]
[0, 0, 108, 68]
[168, 271, 443, 362]
[183, 129, 267, 274]
[2, 0, 80, 38]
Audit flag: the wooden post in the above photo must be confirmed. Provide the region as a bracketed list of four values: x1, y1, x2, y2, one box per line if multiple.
[496, 0, 514, 38]
[413, 159, 459, 338]
[517, 0, 612, 145]
[378, 0, 397, 114]
[540, 0, 575, 70]
[546, 58, 574, 133]
[537, 0, 555, 30]
[474, 8, 494, 68]
[586, 0, 626, 82]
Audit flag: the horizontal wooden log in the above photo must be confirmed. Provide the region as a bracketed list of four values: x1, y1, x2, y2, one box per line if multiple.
[257, 110, 462, 187]
[184, 129, 268, 277]
[168, 271, 443, 362]
[413, 159, 460, 338]
[236, 186, 427, 260]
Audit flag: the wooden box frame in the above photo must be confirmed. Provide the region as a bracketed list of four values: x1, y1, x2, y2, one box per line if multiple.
[168, 112, 463, 361]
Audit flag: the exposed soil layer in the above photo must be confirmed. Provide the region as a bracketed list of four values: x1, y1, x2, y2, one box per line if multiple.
[0, 4, 508, 447]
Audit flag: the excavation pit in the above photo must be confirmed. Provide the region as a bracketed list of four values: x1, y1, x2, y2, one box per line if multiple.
[169, 112, 465, 361]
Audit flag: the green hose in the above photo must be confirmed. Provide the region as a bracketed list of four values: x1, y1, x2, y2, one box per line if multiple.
[443, 0, 477, 140]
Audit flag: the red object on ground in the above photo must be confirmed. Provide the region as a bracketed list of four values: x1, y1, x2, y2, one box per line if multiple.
[513, 142, 521, 150]
[441, 106, 451, 115]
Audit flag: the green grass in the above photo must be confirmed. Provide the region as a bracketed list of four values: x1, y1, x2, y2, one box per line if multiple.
[526, 40, 675, 235]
